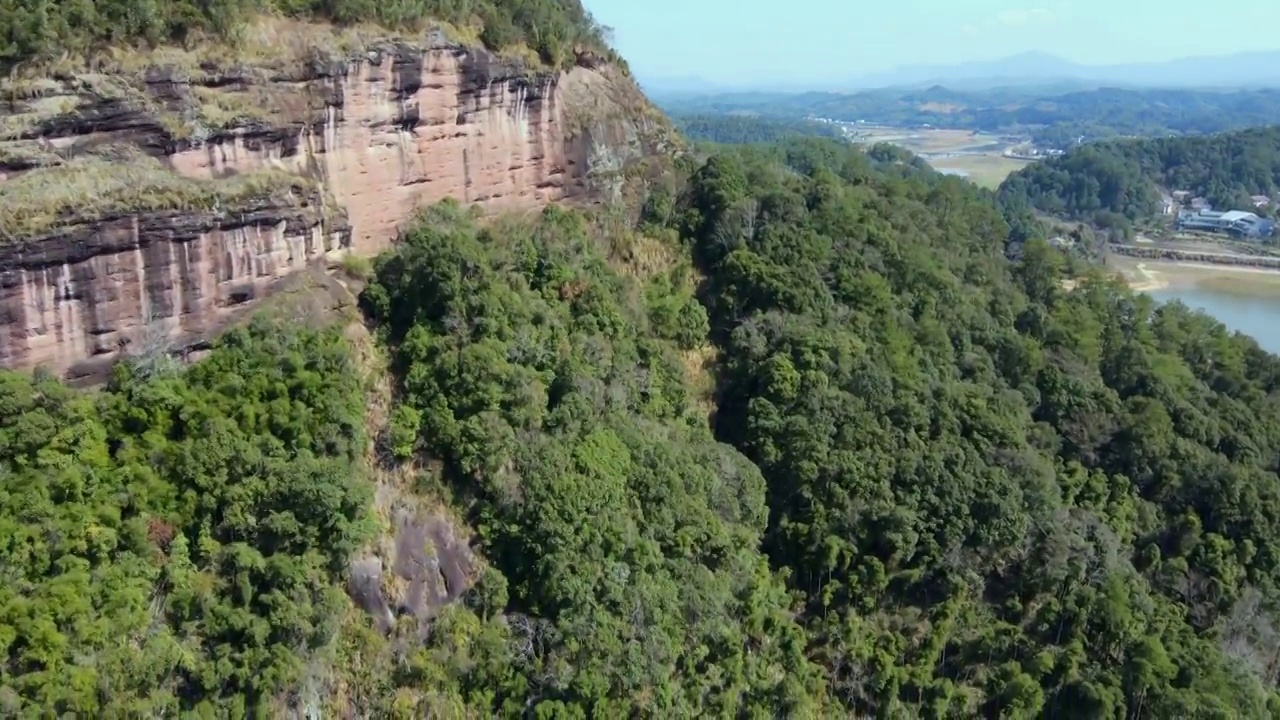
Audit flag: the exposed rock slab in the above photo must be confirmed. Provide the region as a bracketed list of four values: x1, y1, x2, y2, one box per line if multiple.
[347, 506, 477, 637]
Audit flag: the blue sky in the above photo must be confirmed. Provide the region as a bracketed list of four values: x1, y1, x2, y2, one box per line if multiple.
[582, 0, 1280, 86]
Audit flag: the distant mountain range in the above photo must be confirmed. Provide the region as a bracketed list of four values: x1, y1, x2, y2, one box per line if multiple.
[850, 50, 1280, 90]
[642, 50, 1280, 97]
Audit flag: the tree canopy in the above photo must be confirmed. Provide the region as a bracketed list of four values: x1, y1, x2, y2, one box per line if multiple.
[670, 113, 844, 145]
[0, 319, 369, 715]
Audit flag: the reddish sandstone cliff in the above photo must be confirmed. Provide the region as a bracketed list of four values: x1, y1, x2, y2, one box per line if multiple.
[0, 34, 667, 380]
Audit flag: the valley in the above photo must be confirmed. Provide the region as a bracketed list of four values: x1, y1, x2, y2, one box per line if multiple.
[838, 125, 1033, 187]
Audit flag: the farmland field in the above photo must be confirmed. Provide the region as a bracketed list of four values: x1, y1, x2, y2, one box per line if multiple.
[928, 154, 1033, 189]
[845, 126, 1031, 188]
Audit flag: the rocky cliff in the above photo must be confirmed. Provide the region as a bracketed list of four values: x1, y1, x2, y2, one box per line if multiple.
[0, 30, 668, 380]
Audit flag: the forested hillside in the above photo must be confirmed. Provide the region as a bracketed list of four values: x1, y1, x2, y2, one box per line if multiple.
[0, 0, 610, 70]
[4, 137, 1280, 716]
[999, 125, 1280, 222]
[671, 113, 844, 145]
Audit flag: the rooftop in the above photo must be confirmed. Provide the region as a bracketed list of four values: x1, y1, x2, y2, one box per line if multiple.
[1220, 210, 1255, 223]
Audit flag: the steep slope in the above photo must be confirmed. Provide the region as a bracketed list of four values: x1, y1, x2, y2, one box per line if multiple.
[0, 15, 672, 381]
[663, 138, 1280, 717]
[5, 131, 1280, 716]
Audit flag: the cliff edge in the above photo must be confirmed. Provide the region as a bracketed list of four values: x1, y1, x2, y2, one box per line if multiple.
[0, 20, 672, 380]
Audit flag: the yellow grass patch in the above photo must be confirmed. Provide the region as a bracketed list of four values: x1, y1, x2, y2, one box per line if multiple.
[0, 147, 317, 242]
[928, 154, 1031, 189]
[192, 84, 323, 127]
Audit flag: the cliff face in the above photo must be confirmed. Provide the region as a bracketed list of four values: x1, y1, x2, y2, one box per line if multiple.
[0, 36, 666, 379]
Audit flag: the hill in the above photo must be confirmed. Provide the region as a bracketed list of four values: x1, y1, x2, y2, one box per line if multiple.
[3, 5, 1280, 716]
[998, 125, 1280, 222]
[3, 131, 1280, 715]
[669, 113, 844, 145]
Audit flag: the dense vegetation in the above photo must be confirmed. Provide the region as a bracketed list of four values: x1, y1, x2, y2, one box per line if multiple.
[0, 320, 369, 715]
[0, 0, 609, 70]
[671, 113, 844, 145]
[999, 126, 1280, 222]
[664, 138, 1280, 717]
[364, 140, 1280, 715]
[357, 202, 825, 715]
[5, 136, 1280, 717]
[657, 85, 1280, 146]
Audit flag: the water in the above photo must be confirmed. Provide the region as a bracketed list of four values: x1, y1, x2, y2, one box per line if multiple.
[1147, 286, 1280, 354]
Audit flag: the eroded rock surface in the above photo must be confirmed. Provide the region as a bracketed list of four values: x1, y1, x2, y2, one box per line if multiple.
[0, 193, 348, 381]
[348, 505, 477, 636]
[0, 38, 668, 378]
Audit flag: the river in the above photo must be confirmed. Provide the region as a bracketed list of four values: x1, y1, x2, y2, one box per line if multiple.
[1146, 286, 1280, 354]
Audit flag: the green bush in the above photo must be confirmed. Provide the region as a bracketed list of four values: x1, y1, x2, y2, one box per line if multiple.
[385, 403, 421, 459]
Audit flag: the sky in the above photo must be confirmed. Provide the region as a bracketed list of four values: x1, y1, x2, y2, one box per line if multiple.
[582, 0, 1280, 87]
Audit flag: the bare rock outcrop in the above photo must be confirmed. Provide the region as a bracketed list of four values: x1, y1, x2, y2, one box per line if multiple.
[0, 33, 669, 378]
[348, 491, 478, 637]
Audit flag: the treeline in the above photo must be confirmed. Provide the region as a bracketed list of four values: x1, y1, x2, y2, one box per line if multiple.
[657, 85, 1280, 146]
[5, 136, 1280, 716]
[990, 86, 1280, 146]
[670, 112, 844, 145]
[999, 125, 1280, 222]
[0, 0, 608, 70]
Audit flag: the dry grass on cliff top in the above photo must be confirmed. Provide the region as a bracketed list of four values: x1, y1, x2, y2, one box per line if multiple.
[0, 148, 317, 243]
[1, 14, 507, 88]
[191, 84, 324, 128]
[2, 17, 384, 85]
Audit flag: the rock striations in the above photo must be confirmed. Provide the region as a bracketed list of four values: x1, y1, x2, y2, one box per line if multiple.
[0, 34, 664, 380]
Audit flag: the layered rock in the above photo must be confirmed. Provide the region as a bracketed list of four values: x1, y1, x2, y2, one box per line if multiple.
[0, 34, 666, 378]
[0, 191, 349, 381]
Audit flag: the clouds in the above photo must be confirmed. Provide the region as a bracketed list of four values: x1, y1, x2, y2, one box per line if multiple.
[963, 6, 1058, 35]
[996, 7, 1053, 25]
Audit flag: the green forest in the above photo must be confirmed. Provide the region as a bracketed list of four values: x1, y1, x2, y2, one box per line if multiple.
[0, 320, 371, 715]
[671, 113, 844, 145]
[999, 125, 1280, 223]
[4, 135, 1280, 716]
[0, 0, 608, 70]
[656, 85, 1280, 146]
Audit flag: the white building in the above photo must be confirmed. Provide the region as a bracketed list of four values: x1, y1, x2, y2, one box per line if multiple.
[1176, 209, 1275, 238]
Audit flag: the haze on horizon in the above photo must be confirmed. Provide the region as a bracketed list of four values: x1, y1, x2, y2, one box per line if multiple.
[583, 0, 1280, 89]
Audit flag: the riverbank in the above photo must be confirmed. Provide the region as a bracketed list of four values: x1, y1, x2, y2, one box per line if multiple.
[1107, 256, 1280, 295]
